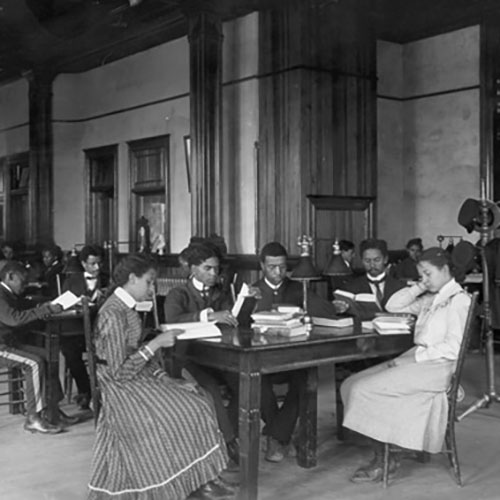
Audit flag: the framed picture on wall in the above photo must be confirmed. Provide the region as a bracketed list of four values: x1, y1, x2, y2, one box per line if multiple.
[184, 135, 191, 193]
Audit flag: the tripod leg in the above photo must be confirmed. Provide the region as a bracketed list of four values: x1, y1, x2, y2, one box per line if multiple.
[457, 394, 490, 421]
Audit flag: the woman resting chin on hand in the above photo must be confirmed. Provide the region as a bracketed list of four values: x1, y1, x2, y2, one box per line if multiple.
[340, 247, 471, 483]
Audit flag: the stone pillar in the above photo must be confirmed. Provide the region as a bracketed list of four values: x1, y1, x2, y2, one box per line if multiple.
[184, 1, 223, 237]
[27, 67, 54, 245]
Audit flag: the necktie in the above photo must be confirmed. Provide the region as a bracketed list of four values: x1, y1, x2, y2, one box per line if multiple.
[368, 276, 385, 307]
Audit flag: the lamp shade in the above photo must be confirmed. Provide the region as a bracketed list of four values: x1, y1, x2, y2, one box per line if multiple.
[324, 239, 351, 276]
[291, 234, 320, 280]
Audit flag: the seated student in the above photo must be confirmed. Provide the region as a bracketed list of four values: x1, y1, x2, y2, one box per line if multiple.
[339, 240, 355, 270]
[253, 242, 339, 463]
[41, 244, 65, 299]
[392, 238, 423, 282]
[164, 242, 240, 466]
[0, 241, 15, 261]
[88, 254, 234, 500]
[62, 244, 107, 410]
[341, 248, 471, 482]
[0, 261, 71, 433]
[334, 238, 405, 321]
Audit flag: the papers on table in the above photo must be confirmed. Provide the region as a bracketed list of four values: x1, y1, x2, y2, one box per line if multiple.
[160, 321, 221, 340]
[52, 290, 80, 310]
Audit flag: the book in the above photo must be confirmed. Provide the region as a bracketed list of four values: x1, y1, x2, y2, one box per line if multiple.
[333, 289, 381, 319]
[52, 290, 80, 310]
[372, 315, 414, 335]
[251, 318, 304, 329]
[251, 310, 296, 323]
[231, 283, 257, 328]
[159, 321, 221, 340]
[312, 316, 353, 328]
[252, 323, 308, 337]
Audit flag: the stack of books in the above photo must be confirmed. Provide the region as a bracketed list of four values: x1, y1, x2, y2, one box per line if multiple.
[251, 310, 307, 337]
[372, 313, 415, 335]
[312, 316, 353, 328]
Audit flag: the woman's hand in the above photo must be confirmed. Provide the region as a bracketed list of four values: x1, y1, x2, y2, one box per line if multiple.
[148, 329, 184, 351]
[209, 310, 238, 326]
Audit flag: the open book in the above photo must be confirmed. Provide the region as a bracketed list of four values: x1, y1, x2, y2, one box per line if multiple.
[333, 289, 381, 320]
[52, 290, 80, 310]
[160, 321, 221, 340]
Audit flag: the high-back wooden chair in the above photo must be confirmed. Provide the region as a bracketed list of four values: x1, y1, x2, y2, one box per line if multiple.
[382, 291, 479, 487]
[81, 296, 101, 425]
[0, 366, 25, 414]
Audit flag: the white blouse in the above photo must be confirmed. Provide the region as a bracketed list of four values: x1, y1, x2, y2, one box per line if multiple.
[385, 279, 471, 363]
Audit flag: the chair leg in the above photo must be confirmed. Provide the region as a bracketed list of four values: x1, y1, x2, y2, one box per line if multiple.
[445, 427, 462, 486]
[9, 367, 25, 415]
[383, 443, 390, 488]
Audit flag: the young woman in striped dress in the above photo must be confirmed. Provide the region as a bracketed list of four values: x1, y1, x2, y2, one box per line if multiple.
[88, 254, 234, 500]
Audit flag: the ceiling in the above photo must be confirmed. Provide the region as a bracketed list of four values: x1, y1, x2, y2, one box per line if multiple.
[0, 0, 499, 86]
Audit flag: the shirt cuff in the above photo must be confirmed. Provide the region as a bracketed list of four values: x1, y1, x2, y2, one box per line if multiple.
[200, 308, 214, 322]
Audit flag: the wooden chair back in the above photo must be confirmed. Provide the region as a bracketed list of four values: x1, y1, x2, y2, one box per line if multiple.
[81, 296, 101, 425]
[447, 291, 479, 421]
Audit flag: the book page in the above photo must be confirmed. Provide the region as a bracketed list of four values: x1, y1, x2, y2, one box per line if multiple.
[52, 290, 80, 310]
[231, 283, 250, 317]
[160, 321, 221, 340]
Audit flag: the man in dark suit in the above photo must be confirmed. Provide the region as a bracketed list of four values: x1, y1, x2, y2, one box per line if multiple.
[252, 242, 339, 463]
[41, 244, 65, 299]
[0, 261, 67, 433]
[164, 242, 240, 467]
[62, 244, 107, 410]
[335, 238, 406, 321]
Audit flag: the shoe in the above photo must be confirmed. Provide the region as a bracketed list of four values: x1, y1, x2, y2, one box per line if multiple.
[350, 456, 400, 483]
[189, 478, 236, 499]
[75, 393, 91, 410]
[226, 438, 239, 465]
[58, 408, 79, 426]
[24, 416, 63, 435]
[265, 437, 286, 463]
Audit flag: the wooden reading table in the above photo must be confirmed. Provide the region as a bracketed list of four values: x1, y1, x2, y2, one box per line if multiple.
[175, 324, 414, 500]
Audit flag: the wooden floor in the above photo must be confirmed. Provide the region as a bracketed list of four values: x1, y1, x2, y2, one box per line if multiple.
[1, 353, 500, 500]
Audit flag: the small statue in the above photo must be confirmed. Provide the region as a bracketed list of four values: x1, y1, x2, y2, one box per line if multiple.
[137, 216, 151, 253]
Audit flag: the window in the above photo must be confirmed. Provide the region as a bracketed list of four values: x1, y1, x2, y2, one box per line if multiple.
[85, 146, 117, 246]
[128, 136, 170, 253]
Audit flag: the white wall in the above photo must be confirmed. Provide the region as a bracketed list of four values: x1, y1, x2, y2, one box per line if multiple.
[0, 13, 259, 254]
[377, 26, 480, 249]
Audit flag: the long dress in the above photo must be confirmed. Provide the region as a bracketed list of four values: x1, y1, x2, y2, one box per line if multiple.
[88, 292, 227, 500]
[341, 279, 471, 453]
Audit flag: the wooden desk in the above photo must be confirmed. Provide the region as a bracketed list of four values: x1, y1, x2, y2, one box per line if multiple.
[42, 309, 84, 424]
[177, 326, 413, 500]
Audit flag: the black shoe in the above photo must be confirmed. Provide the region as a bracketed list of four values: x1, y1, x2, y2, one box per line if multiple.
[58, 408, 79, 426]
[75, 393, 90, 410]
[24, 416, 63, 435]
[226, 438, 239, 465]
[189, 479, 236, 499]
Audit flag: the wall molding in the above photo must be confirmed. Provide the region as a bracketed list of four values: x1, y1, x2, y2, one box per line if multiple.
[377, 84, 480, 102]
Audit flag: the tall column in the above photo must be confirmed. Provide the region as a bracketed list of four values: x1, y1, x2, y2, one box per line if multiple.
[184, 1, 223, 237]
[27, 67, 55, 244]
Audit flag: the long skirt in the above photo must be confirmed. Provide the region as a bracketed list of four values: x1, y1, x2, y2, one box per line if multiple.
[88, 375, 227, 500]
[341, 348, 454, 453]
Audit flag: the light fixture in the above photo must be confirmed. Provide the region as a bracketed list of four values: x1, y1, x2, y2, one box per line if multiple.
[323, 239, 351, 276]
[290, 235, 321, 316]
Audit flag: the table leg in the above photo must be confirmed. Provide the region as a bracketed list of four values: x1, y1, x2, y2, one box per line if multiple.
[238, 359, 261, 500]
[297, 366, 318, 468]
[45, 325, 61, 425]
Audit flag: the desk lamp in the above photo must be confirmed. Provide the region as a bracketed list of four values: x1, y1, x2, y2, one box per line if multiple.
[290, 235, 321, 326]
[324, 239, 351, 277]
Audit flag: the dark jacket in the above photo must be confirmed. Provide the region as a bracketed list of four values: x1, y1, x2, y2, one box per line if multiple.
[164, 280, 233, 323]
[0, 284, 51, 347]
[252, 277, 338, 318]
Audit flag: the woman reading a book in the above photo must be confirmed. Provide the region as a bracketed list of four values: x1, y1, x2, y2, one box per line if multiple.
[341, 247, 471, 483]
[88, 254, 234, 500]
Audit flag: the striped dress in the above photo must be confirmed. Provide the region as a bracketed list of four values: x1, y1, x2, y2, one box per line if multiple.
[88, 294, 227, 500]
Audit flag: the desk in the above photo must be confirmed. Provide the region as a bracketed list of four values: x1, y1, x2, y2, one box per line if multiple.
[41, 309, 84, 424]
[176, 326, 414, 500]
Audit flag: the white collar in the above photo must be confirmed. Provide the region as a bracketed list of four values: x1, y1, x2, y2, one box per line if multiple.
[192, 277, 207, 292]
[84, 272, 97, 280]
[114, 286, 136, 309]
[264, 278, 283, 291]
[367, 272, 386, 283]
